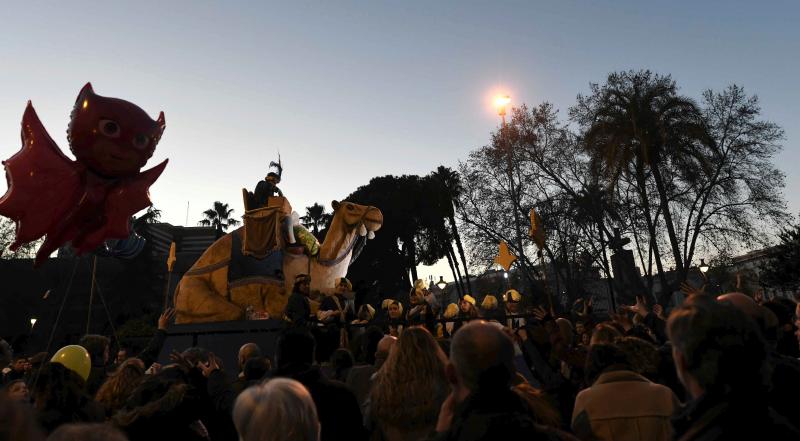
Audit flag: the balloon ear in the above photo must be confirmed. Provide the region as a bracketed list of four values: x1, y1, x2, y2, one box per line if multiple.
[331, 200, 340, 210]
[157, 111, 166, 133]
[76, 82, 95, 104]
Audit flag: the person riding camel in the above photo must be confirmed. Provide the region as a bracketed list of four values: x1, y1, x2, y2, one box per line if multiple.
[253, 159, 284, 208]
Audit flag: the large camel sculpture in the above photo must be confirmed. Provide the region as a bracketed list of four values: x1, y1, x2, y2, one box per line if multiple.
[173, 199, 382, 324]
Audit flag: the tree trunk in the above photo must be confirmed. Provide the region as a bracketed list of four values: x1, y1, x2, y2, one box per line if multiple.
[448, 242, 466, 296]
[650, 164, 685, 275]
[444, 248, 463, 298]
[635, 168, 670, 303]
[449, 215, 473, 294]
[407, 239, 418, 282]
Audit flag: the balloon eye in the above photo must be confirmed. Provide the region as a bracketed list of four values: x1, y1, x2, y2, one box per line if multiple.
[99, 120, 120, 138]
[133, 134, 149, 149]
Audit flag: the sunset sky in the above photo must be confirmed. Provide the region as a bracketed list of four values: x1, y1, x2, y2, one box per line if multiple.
[1, 1, 797, 280]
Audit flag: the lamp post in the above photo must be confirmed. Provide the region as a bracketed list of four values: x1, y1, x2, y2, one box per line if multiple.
[30, 318, 37, 329]
[699, 259, 709, 280]
[495, 95, 511, 126]
[436, 276, 447, 290]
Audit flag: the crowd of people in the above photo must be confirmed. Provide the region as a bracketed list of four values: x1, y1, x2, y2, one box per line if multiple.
[2, 273, 800, 441]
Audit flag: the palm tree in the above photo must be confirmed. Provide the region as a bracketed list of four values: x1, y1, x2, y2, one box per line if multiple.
[199, 201, 240, 237]
[300, 203, 331, 237]
[580, 70, 710, 296]
[133, 205, 162, 229]
[431, 166, 472, 294]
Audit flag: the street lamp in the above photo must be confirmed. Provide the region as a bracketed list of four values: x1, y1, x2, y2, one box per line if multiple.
[30, 318, 37, 329]
[699, 259, 709, 274]
[436, 276, 447, 290]
[503, 271, 509, 279]
[494, 95, 511, 125]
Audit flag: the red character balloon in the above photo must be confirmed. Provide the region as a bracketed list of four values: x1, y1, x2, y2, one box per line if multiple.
[0, 83, 168, 265]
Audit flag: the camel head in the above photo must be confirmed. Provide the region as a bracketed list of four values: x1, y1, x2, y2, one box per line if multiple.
[318, 200, 383, 261]
[331, 200, 382, 236]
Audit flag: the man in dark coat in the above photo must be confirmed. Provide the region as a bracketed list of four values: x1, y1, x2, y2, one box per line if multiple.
[266, 328, 366, 441]
[669, 295, 799, 441]
[430, 321, 569, 441]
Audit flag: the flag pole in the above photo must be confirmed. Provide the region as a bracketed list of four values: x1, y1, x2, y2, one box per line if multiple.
[163, 242, 176, 309]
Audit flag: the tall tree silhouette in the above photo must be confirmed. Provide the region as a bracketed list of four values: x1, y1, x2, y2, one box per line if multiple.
[199, 201, 240, 238]
[301, 202, 331, 237]
[575, 70, 710, 293]
[431, 166, 472, 294]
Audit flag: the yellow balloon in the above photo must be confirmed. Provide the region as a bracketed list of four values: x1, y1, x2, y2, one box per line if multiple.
[51, 345, 91, 381]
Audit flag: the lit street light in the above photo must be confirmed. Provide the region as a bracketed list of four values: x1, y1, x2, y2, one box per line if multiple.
[436, 276, 448, 290]
[30, 318, 37, 329]
[495, 95, 511, 125]
[699, 259, 709, 274]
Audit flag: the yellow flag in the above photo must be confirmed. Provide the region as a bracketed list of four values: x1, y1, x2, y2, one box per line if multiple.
[167, 242, 177, 272]
[529, 208, 546, 249]
[494, 241, 517, 271]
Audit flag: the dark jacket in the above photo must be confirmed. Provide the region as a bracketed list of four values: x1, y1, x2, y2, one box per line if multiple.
[268, 362, 366, 441]
[37, 396, 105, 434]
[672, 392, 800, 441]
[113, 381, 208, 441]
[286, 292, 312, 326]
[431, 388, 568, 441]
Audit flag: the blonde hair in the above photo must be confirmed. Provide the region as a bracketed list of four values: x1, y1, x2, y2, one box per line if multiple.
[369, 327, 448, 431]
[233, 378, 319, 441]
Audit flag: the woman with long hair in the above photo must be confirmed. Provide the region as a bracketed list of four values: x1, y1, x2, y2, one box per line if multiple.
[95, 358, 145, 417]
[367, 326, 448, 441]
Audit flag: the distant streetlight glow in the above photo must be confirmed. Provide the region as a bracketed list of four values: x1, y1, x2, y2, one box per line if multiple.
[503, 271, 509, 279]
[699, 259, 709, 274]
[30, 318, 37, 328]
[494, 95, 511, 123]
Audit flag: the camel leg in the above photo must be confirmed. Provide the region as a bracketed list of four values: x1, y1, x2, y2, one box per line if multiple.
[174, 277, 243, 324]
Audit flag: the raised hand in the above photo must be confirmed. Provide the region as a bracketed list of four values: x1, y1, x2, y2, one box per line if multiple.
[532, 305, 550, 321]
[158, 308, 176, 330]
[653, 304, 665, 320]
[680, 281, 705, 297]
[198, 353, 221, 377]
[611, 311, 633, 331]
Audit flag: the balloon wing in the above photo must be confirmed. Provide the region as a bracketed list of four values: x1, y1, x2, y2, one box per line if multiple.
[0, 102, 82, 250]
[75, 159, 168, 255]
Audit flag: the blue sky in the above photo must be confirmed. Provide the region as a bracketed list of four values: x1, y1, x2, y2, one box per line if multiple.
[0, 1, 797, 280]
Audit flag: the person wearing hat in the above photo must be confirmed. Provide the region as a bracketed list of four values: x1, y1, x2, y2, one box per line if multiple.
[406, 280, 436, 334]
[453, 295, 479, 334]
[442, 303, 460, 337]
[285, 274, 312, 326]
[504, 289, 526, 330]
[480, 294, 505, 323]
[252, 159, 284, 209]
[384, 300, 405, 337]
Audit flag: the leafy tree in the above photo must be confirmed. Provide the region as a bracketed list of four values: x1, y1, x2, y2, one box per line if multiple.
[760, 224, 800, 291]
[133, 205, 162, 230]
[301, 202, 332, 237]
[0, 218, 41, 259]
[199, 201, 240, 237]
[571, 72, 788, 303]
